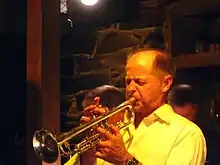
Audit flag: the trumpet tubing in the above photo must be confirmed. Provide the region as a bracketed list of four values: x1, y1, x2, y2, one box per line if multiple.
[32, 97, 136, 163]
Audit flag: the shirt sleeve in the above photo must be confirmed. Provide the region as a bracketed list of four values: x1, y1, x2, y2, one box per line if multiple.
[64, 153, 80, 165]
[166, 130, 207, 165]
[64, 154, 99, 165]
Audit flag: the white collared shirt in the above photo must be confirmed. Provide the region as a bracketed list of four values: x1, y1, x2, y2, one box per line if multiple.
[66, 104, 207, 165]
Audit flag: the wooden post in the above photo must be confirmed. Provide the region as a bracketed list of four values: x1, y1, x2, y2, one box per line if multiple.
[27, 0, 60, 164]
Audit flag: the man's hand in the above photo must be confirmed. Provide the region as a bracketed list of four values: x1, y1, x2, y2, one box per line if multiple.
[80, 96, 132, 165]
[95, 124, 133, 165]
[80, 96, 109, 165]
[80, 96, 108, 123]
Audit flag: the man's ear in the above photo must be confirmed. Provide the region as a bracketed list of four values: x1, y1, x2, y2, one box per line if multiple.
[161, 75, 173, 93]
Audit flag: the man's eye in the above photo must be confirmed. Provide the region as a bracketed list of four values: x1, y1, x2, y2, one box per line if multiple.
[136, 81, 145, 86]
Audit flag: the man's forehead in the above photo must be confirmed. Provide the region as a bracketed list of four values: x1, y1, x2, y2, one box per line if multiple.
[126, 63, 153, 77]
[125, 74, 147, 79]
[126, 53, 156, 71]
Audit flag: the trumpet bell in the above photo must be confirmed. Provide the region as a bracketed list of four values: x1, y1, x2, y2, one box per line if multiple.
[33, 129, 59, 163]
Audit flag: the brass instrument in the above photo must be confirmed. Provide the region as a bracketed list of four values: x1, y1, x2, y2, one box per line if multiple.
[32, 97, 136, 163]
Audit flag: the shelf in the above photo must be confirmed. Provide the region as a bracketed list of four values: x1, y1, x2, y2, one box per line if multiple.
[172, 52, 220, 69]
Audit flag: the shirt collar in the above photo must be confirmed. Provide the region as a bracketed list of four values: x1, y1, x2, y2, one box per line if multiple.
[153, 104, 174, 124]
[143, 104, 174, 125]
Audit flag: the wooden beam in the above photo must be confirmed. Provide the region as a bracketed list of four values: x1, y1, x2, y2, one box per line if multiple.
[41, 0, 61, 164]
[27, 0, 42, 85]
[27, 0, 43, 164]
[42, 0, 60, 137]
[27, 0, 60, 164]
[172, 52, 220, 69]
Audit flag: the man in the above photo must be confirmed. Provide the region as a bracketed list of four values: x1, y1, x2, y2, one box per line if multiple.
[68, 49, 207, 165]
[168, 84, 198, 123]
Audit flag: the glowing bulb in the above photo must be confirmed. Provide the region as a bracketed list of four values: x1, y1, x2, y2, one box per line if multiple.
[81, 0, 99, 6]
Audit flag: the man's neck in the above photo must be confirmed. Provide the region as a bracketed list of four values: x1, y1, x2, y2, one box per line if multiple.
[134, 114, 144, 128]
[134, 101, 166, 128]
[134, 110, 153, 128]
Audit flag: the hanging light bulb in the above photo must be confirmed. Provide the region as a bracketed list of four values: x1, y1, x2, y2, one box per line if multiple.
[81, 0, 99, 6]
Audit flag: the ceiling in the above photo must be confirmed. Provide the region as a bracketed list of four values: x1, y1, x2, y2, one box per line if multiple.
[66, 0, 168, 28]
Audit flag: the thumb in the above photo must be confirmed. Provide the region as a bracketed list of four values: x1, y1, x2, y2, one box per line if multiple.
[109, 124, 120, 136]
[93, 96, 101, 107]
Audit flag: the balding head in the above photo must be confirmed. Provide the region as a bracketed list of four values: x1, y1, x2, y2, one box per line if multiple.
[128, 50, 157, 71]
[127, 49, 175, 79]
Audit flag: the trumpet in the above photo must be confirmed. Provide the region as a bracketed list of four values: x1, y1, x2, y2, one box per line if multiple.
[32, 97, 136, 163]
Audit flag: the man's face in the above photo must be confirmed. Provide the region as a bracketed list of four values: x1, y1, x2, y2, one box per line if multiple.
[125, 52, 172, 115]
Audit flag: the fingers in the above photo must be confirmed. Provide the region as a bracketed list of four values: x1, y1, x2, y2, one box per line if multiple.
[109, 124, 120, 136]
[93, 97, 100, 106]
[96, 127, 112, 140]
[84, 105, 108, 117]
[96, 140, 110, 148]
[84, 105, 97, 116]
[80, 116, 91, 123]
[95, 151, 104, 160]
[95, 145, 109, 160]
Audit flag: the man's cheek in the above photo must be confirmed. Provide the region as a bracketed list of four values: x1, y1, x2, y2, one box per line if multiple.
[135, 86, 142, 97]
[136, 87, 148, 101]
